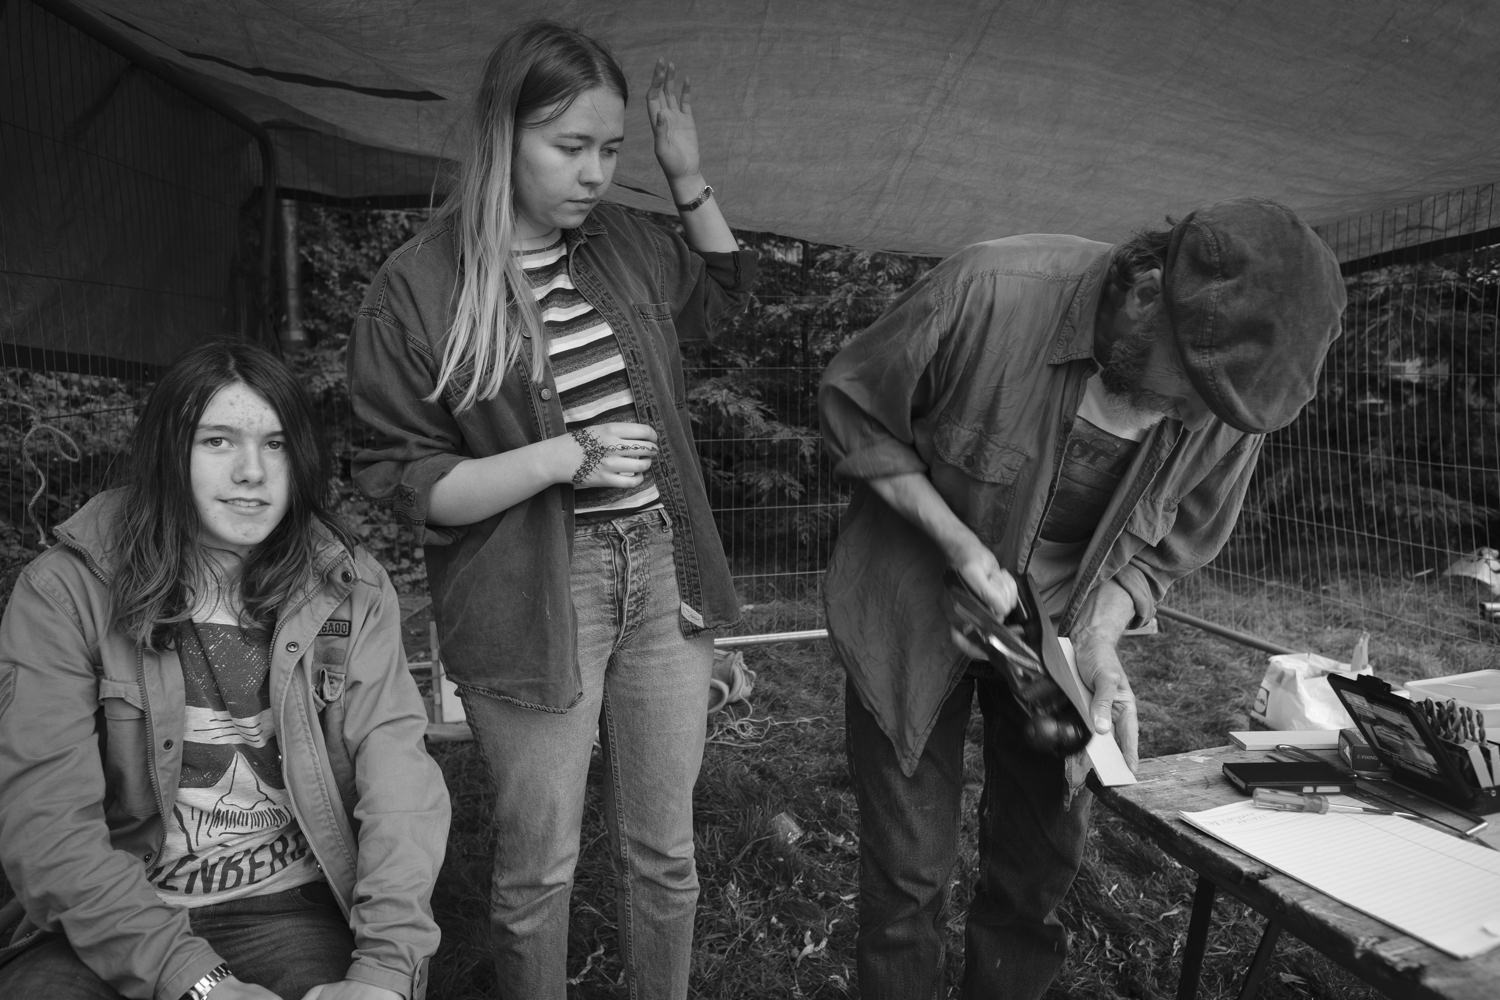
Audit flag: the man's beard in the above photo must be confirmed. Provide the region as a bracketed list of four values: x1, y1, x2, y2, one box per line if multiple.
[1099, 316, 1178, 416]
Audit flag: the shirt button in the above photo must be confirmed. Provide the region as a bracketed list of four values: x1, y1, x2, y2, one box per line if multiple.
[143, 851, 153, 863]
[162, 739, 174, 750]
[340, 570, 353, 583]
[539, 387, 553, 400]
[286, 641, 300, 653]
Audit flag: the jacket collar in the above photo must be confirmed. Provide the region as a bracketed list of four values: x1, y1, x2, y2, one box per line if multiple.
[563, 203, 611, 251]
[1047, 250, 1112, 368]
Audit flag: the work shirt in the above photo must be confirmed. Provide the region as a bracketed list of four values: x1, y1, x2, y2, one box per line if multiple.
[349, 203, 756, 710]
[819, 235, 1264, 774]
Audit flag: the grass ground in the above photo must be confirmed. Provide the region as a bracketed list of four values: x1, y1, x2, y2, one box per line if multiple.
[2, 573, 1492, 997]
[421, 573, 1500, 999]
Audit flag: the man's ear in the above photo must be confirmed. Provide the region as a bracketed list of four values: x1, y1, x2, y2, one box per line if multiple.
[1127, 268, 1164, 318]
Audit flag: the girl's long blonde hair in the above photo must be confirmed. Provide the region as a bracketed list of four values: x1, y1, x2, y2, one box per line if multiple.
[430, 21, 628, 412]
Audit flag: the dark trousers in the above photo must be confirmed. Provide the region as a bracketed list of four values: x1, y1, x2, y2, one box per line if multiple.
[0, 881, 353, 999]
[845, 673, 1091, 999]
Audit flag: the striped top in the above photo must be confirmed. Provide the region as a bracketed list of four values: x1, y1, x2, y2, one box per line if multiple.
[518, 237, 659, 518]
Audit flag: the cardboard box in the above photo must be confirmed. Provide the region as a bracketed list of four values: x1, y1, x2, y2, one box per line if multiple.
[1404, 669, 1500, 732]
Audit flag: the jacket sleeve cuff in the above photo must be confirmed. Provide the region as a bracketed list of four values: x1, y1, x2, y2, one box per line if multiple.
[368, 455, 465, 546]
[155, 947, 227, 1000]
[345, 956, 428, 1000]
[699, 248, 758, 294]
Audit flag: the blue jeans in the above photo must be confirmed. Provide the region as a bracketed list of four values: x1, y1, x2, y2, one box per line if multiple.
[844, 672, 1091, 1000]
[0, 881, 352, 999]
[460, 507, 714, 1000]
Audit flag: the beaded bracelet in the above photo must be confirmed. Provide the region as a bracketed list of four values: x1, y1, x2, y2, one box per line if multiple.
[571, 428, 607, 486]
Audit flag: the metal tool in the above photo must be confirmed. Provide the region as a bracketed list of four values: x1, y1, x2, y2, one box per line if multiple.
[944, 569, 1092, 757]
[1252, 787, 1418, 818]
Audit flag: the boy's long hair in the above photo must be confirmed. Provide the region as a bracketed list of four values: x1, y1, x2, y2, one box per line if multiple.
[112, 340, 355, 649]
[430, 20, 628, 412]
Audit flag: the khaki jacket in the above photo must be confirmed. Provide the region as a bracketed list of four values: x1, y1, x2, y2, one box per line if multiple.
[0, 491, 449, 1000]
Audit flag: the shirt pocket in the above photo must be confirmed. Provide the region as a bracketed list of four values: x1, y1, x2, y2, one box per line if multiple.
[312, 635, 351, 712]
[1124, 492, 1180, 546]
[98, 678, 154, 817]
[931, 413, 1028, 485]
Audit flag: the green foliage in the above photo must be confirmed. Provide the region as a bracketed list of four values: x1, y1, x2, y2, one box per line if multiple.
[293, 205, 429, 589]
[1, 368, 143, 597]
[684, 234, 935, 572]
[295, 205, 429, 349]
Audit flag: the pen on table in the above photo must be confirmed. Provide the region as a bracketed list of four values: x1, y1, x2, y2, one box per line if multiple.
[1251, 787, 1419, 819]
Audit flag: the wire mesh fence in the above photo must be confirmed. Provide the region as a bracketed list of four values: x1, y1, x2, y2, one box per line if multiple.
[2, 0, 270, 597]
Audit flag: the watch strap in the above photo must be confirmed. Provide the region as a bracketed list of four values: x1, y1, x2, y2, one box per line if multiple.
[182, 963, 232, 1000]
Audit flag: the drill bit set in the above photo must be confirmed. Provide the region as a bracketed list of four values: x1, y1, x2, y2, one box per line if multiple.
[1416, 697, 1499, 789]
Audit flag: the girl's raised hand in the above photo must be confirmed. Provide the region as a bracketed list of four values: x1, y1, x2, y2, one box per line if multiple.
[646, 59, 701, 182]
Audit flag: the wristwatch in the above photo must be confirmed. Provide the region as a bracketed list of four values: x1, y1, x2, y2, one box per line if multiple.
[182, 963, 232, 1000]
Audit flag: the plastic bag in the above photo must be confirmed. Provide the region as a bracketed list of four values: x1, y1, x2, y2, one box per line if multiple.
[708, 649, 756, 715]
[1250, 648, 1371, 731]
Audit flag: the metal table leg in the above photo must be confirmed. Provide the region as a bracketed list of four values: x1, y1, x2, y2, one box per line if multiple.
[1177, 875, 1218, 1000]
[1236, 917, 1283, 999]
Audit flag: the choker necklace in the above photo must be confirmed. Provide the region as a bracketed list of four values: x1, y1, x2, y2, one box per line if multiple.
[514, 232, 564, 255]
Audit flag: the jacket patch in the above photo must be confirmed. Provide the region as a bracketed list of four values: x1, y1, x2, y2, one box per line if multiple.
[318, 620, 351, 637]
[316, 668, 347, 704]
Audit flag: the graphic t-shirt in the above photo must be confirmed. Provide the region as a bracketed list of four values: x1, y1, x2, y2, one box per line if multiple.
[1029, 377, 1152, 616]
[146, 622, 321, 906]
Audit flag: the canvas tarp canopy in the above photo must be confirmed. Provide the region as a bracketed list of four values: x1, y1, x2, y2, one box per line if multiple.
[5, 0, 1500, 369]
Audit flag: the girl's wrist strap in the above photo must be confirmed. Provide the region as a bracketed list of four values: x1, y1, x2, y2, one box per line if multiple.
[675, 183, 713, 213]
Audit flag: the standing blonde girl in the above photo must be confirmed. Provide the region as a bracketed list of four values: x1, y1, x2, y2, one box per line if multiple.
[347, 20, 755, 999]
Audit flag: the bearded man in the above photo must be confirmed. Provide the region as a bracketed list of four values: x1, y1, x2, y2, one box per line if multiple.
[818, 199, 1346, 999]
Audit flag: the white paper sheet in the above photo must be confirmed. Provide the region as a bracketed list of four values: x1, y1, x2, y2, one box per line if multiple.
[1054, 637, 1136, 787]
[1180, 800, 1500, 958]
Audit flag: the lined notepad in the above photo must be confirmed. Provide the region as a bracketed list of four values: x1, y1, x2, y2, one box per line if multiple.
[1181, 801, 1500, 958]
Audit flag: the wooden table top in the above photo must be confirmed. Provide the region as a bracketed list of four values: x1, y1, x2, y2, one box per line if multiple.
[1093, 745, 1500, 1000]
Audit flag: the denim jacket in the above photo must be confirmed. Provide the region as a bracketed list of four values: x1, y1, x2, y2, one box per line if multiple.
[348, 203, 756, 710]
[0, 491, 450, 1000]
[820, 235, 1264, 774]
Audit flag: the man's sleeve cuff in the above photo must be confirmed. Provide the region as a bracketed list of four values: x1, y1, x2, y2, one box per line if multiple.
[1108, 565, 1159, 631]
[833, 442, 928, 482]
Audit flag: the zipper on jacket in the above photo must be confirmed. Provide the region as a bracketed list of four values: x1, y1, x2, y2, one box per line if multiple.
[271, 559, 356, 909]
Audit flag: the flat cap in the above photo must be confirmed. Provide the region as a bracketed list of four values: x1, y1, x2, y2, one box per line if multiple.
[1164, 198, 1346, 433]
